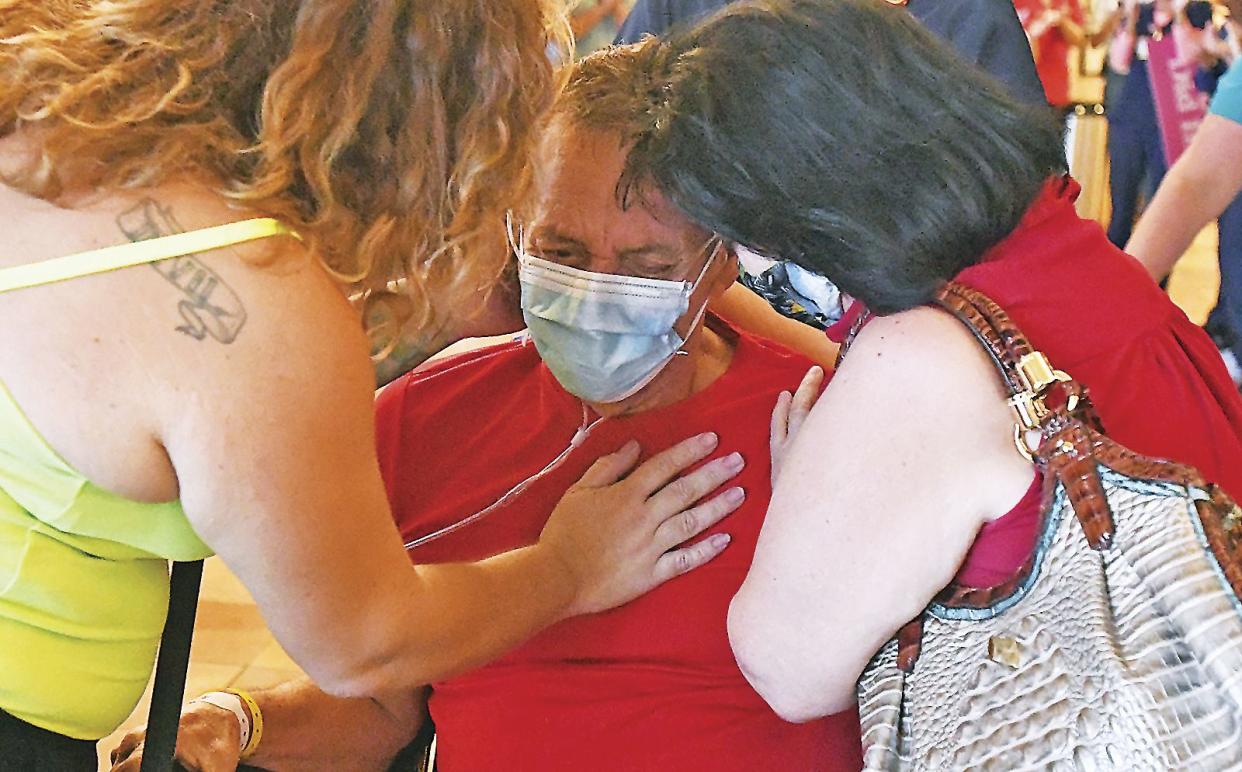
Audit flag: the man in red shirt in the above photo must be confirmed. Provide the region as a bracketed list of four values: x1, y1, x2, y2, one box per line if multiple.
[118, 42, 860, 771]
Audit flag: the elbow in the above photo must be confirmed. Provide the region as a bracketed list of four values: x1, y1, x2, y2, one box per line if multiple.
[299, 637, 435, 701]
[727, 593, 856, 723]
[305, 661, 386, 701]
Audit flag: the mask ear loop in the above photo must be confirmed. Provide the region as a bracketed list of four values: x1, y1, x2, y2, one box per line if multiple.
[687, 236, 723, 291]
[674, 236, 725, 357]
[505, 210, 528, 261]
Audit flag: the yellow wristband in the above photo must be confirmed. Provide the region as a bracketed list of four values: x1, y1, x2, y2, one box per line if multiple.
[225, 689, 264, 760]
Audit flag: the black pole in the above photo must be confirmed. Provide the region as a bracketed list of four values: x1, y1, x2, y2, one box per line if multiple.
[140, 560, 204, 772]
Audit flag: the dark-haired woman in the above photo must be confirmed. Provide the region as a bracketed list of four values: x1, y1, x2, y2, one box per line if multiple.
[0, 2, 741, 765]
[627, 0, 1242, 724]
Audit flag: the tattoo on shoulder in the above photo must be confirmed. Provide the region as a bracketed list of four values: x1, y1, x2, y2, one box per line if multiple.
[116, 198, 248, 345]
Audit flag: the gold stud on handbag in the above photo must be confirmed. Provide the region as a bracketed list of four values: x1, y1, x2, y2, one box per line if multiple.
[854, 282, 1242, 770]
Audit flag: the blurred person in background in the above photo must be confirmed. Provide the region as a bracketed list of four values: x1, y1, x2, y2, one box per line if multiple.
[1017, 0, 1124, 111]
[0, 1, 741, 766]
[1106, 0, 1216, 248]
[574, 0, 636, 54]
[1128, 0, 1242, 383]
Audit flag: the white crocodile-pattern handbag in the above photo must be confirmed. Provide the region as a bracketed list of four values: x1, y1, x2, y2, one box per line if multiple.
[855, 283, 1242, 771]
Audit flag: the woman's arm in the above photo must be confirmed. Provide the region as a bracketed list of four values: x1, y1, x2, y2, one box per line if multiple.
[159, 245, 745, 700]
[728, 308, 1035, 720]
[711, 283, 839, 369]
[1088, 6, 1125, 47]
[1127, 114, 1242, 279]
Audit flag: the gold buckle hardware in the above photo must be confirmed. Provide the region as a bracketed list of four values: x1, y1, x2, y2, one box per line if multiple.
[1008, 352, 1072, 459]
[1016, 352, 1071, 395]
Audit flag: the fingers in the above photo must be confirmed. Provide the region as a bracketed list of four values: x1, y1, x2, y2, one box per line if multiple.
[645, 450, 745, 519]
[788, 366, 825, 440]
[111, 730, 144, 767]
[654, 486, 746, 551]
[770, 390, 792, 460]
[623, 432, 720, 495]
[574, 439, 641, 488]
[653, 532, 732, 585]
[111, 745, 143, 772]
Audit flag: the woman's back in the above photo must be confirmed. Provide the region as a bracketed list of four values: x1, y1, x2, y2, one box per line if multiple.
[956, 177, 1242, 500]
[0, 175, 321, 738]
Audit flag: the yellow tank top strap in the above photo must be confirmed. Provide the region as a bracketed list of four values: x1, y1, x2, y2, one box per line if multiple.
[0, 217, 299, 294]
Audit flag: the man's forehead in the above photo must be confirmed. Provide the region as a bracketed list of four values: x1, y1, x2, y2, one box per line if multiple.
[534, 135, 706, 247]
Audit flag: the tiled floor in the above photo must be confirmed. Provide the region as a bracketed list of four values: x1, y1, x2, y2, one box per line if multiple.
[96, 224, 1225, 772]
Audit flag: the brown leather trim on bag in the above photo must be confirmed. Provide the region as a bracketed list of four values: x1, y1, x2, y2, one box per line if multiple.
[896, 617, 925, 673]
[1040, 420, 1116, 550]
[934, 284, 1123, 549]
[839, 282, 1242, 673]
[936, 285, 1028, 396]
[1198, 486, 1242, 599]
[928, 283, 1242, 602]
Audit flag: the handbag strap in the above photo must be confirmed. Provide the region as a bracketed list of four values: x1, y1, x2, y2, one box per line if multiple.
[878, 281, 1241, 673]
[885, 282, 1112, 674]
[140, 560, 205, 772]
[933, 282, 1118, 552]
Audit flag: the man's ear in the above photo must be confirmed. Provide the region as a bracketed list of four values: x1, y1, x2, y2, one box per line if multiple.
[708, 243, 741, 298]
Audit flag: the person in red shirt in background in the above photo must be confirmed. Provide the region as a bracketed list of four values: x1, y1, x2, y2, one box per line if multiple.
[127, 42, 855, 772]
[1015, 0, 1115, 109]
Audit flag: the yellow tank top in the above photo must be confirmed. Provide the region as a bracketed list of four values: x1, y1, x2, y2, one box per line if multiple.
[0, 217, 295, 739]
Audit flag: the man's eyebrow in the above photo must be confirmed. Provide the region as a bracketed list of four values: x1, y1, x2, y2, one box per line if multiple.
[617, 243, 679, 261]
[528, 227, 587, 249]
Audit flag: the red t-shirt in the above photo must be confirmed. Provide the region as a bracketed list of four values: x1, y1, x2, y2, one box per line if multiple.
[829, 177, 1242, 587]
[375, 323, 863, 772]
[1014, 0, 1084, 107]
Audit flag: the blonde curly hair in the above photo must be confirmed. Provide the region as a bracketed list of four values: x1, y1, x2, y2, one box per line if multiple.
[0, 0, 571, 346]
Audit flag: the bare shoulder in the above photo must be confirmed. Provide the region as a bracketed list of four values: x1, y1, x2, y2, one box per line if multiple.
[73, 185, 371, 400]
[831, 306, 1012, 411]
[0, 182, 370, 500]
[121, 188, 374, 422]
[819, 305, 1032, 518]
[840, 306, 994, 380]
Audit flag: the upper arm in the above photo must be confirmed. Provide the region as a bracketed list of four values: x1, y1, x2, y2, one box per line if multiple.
[1170, 115, 1242, 219]
[711, 283, 839, 370]
[728, 308, 1034, 720]
[157, 253, 417, 694]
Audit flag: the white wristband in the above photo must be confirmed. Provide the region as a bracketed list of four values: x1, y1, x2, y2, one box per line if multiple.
[193, 691, 252, 754]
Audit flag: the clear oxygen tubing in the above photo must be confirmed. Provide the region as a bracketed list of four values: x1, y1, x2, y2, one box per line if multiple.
[403, 402, 606, 551]
[401, 215, 720, 551]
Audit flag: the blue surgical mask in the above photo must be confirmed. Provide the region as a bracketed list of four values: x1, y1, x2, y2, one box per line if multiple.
[517, 249, 717, 403]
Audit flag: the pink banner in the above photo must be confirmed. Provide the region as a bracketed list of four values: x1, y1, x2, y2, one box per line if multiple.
[1147, 32, 1210, 164]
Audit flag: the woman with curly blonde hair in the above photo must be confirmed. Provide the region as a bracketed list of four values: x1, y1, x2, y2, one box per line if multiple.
[0, 1, 742, 765]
